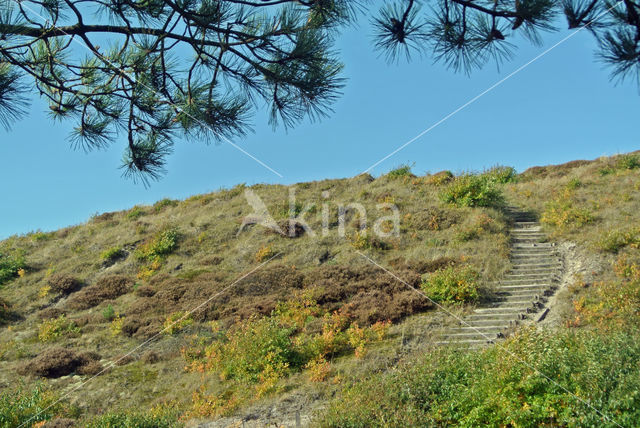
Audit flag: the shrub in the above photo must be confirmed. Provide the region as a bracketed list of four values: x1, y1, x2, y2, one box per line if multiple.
[47, 274, 81, 295]
[141, 351, 160, 364]
[483, 165, 517, 184]
[320, 327, 640, 427]
[100, 246, 126, 263]
[67, 275, 134, 310]
[599, 166, 615, 176]
[153, 198, 179, 213]
[617, 153, 640, 170]
[39, 285, 51, 299]
[38, 315, 80, 342]
[126, 206, 146, 220]
[541, 199, 593, 229]
[0, 386, 65, 428]
[349, 231, 388, 250]
[566, 177, 582, 190]
[102, 304, 116, 321]
[425, 170, 454, 186]
[597, 228, 640, 253]
[183, 295, 391, 399]
[255, 245, 276, 263]
[18, 348, 100, 378]
[110, 315, 124, 336]
[421, 265, 479, 304]
[30, 230, 55, 242]
[135, 227, 179, 263]
[0, 250, 26, 286]
[0, 297, 16, 325]
[573, 255, 640, 327]
[386, 164, 414, 179]
[194, 316, 297, 388]
[162, 311, 193, 335]
[440, 174, 504, 208]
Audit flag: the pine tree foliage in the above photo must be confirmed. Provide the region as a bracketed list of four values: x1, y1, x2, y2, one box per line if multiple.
[373, 0, 640, 83]
[0, 0, 358, 184]
[1, 1, 640, 183]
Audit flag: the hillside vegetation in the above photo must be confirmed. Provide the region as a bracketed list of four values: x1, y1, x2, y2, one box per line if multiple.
[320, 153, 640, 427]
[0, 153, 639, 426]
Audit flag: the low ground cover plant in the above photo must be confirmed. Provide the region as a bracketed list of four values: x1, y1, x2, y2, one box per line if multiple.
[421, 264, 480, 304]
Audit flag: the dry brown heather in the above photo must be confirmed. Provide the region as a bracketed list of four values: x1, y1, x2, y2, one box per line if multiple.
[1, 153, 637, 423]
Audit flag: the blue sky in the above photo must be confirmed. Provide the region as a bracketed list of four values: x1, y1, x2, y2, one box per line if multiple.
[1, 14, 638, 240]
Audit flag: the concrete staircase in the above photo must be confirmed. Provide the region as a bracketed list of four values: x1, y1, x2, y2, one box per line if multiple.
[435, 206, 563, 348]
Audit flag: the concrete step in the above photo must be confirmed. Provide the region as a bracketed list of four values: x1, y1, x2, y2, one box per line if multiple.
[511, 262, 562, 268]
[512, 243, 555, 249]
[448, 325, 508, 332]
[463, 315, 523, 324]
[433, 208, 561, 350]
[492, 296, 541, 304]
[503, 272, 558, 278]
[491, 279, 553, 286]
[510, 248, 557, 254]
[510, 259, 558, 265]
[474, 305, 533, 313]
[510, 248, 557, 253]
[441, 330, 500, 338]
[512, 221, 539, 226]
[510, 256, 559, 262]
[494, 290, 544, 298]
[435, 339, 495, 346]
[507, 268, 561, 275]
[497, 284, 555, 292]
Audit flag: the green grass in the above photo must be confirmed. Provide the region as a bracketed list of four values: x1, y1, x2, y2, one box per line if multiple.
[0, 250, 25, 286]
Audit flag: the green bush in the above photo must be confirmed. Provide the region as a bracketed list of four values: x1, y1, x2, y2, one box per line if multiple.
[319, 327, 640, 427]
[126, 205, 146, 220]
[483, 165, 517, 184]
[100, 246, 126, 262]
[386, 164, 414, 179]
[0, 385, 65, 428]
[541, 199, 593, 229]
[153, 198, 179, 213]
[38, 315, 81, 342]
[0, 251, 26, 286]
[29, 230, 55, 242]
[421, 265, 479, 304]
[566, 177, 582, 190]
[597, 228, 640, 253]
[204, 316, 299, 385]
[440, 174, 504, 208]
[102, 304, 116, 321]
[135, 227, 179, 262]
[617, 154, 640, 170]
